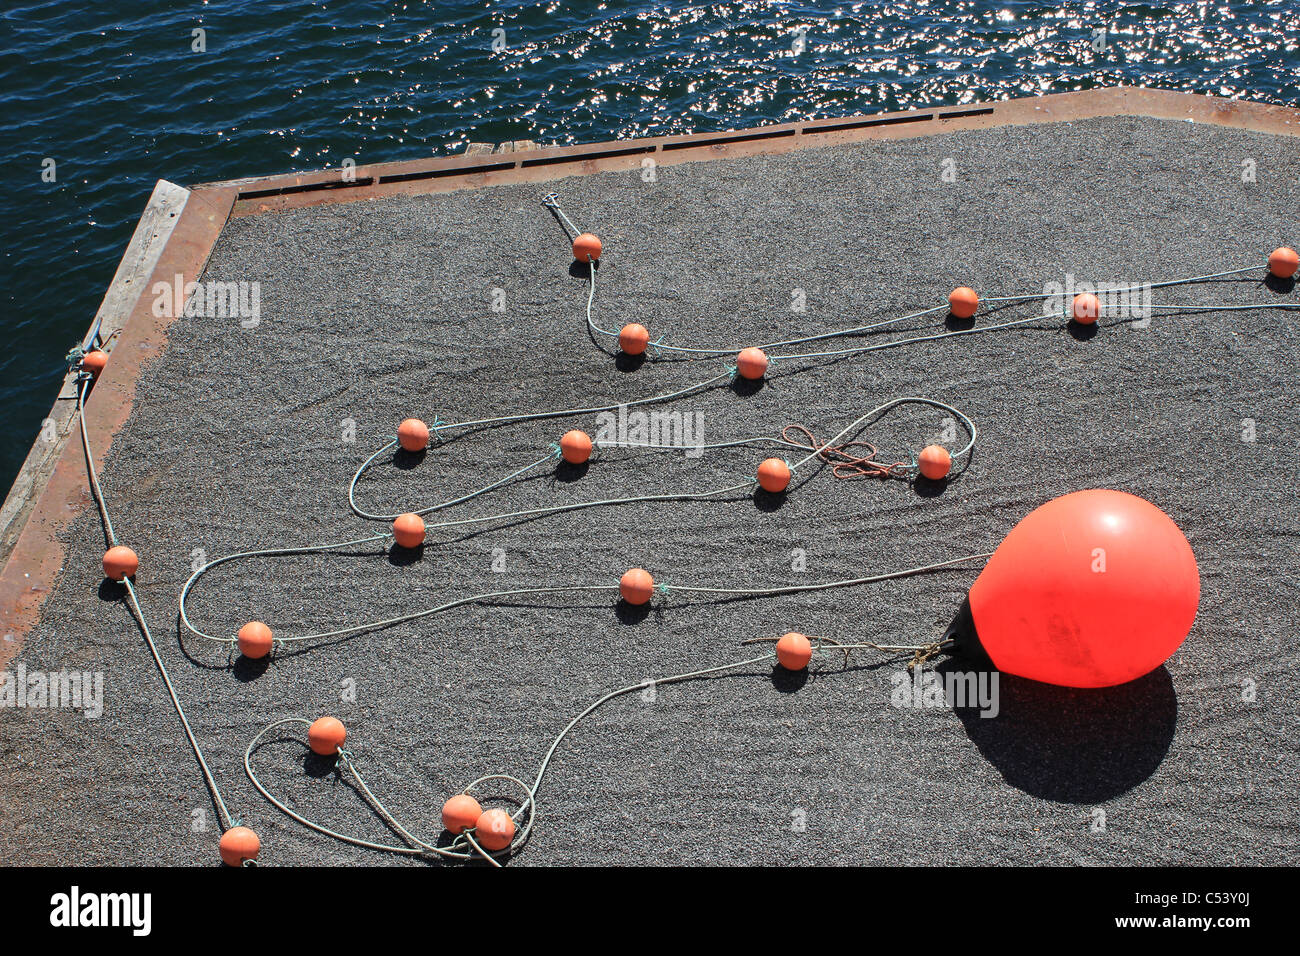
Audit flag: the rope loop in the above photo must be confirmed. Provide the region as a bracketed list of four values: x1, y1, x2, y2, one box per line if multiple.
[781, 423, 908, 480]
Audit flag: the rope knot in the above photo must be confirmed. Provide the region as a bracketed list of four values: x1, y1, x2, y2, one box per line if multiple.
[906, 641, 948, 672]
[780, 424, 906, 480]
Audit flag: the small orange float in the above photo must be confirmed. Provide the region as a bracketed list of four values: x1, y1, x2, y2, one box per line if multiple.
[392, 512, 426, 549]
[1072, 292, 1101, 324]
[917, 445, 952, 481]
[307, 716, 347, 756]
[619, 567, 655, 605]
[442, 794, 483, 835]
[572, 233, 602, 262]
[474, 808, 516, 851]
[736, 347, 768, 380]
[219, 826, 261, 867]
[1269, 246, 1299, 279]
[775, 632, 813, 671]
[756, 458, 791, 493]
[102, 545, 138, 581]
[397, 418, 430, 452]
[559, 429, 593, 464]
[237, 621, 274, 659]
[948, 286, 979, 319]
[81, 349, 108, 377]
[619, 323, 649, 355]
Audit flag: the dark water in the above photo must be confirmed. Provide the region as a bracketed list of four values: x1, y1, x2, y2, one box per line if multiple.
[1, 0, 1297, 493]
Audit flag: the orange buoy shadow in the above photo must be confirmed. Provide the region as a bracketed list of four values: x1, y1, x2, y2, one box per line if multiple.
[614, 598, 652, 625]
[614, 350, 646, 373]
[944, 309, 976, 332]
[553, 459, 589, 483]
[231, 652, 272, 682]
[769, 663, 809, 693]
[912, 473, 952, 499]
[729, 374, 765, 398]
[568, 258, 598, 280]
[96, 577, 128, 603]
[393, 446, 428, 469]
[1066, 318, 1100, 342]
[751, 486, 788, 514]
[388, 540, 425, 567]
[1264, 272, 1296, 294]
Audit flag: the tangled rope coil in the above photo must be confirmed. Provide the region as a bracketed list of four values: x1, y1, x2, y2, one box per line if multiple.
[781, 423, 909, 479]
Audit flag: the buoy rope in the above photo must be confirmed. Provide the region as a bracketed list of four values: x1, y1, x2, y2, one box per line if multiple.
[577, 247, 1291, 361]
[182, 523, 989, 648]
[246, 583, 982, 867]
[69, 192, 1296, 865]
[346, 396, 976, 523]
[180, 397, 976, 650]
[74, 375, 243, 840]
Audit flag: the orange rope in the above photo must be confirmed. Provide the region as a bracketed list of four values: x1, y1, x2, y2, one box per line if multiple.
[781, 423, 908, 479]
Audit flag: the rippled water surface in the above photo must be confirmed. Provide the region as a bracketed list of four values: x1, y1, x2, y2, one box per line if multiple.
[1, 0, 1297, 491]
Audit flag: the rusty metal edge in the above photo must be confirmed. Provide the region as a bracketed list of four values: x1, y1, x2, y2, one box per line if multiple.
[0, 184, 238, 668]
[208, 88, 1300, 217]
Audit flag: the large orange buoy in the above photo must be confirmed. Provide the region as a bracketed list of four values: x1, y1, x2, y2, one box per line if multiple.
[756, 458, 791, 493]
[948, 286, 979, 319]
[397, 418, 430, 452]
[102, 545, 138, 581]
[442, 794, 483, 834]
[917, 445, 952, 481]
[237, 621, 274, 659]
[474, 808, 516, 851]
[619, 323, 650, 355]
[560, 429, 593, 464]
[307, 716, 347, 756]
[392, 512, 426, 549]
[736, 347, 768, 380]
[619, 567, 654, 605]
[572, 233, 602, 262]
[966, 490, 1199, 688]
[219, 826, 261, 867]
[1072, 292, 1101, 324]
[81, 349, 108, 377]
[1269, 246, 1299, 279]
[775, 632, 813, 671]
